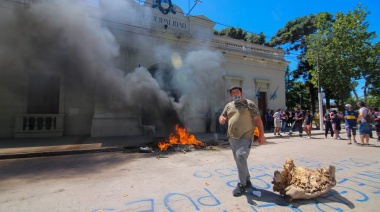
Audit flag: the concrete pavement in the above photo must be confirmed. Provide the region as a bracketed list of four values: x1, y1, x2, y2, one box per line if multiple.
[1, 131, 380, 211]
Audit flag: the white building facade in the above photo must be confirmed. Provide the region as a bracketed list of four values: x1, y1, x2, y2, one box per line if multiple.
[0, 0, 288, 138]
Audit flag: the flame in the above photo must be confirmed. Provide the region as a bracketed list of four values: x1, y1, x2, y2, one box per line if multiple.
[158, 124, 203, 151]
[254, 127, 259, 139]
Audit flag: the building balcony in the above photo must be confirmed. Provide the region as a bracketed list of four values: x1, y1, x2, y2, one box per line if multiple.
[14, 114, 64, 138]
[214, 36, 285, 61]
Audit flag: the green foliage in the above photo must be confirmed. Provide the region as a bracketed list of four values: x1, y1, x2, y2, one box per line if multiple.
[214, 27, 266, 45]
[306, 4, 379, 105]
[214, 27, 247, 40]
[246, 32, 266, 45]
[367, 95, 380, 108]
[345, 95, 380, 109]
[267, 13, 332, 51]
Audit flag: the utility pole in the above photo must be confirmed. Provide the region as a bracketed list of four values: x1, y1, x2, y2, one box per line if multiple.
[317, 54, 324, 131]
[299, 93, 302, 109]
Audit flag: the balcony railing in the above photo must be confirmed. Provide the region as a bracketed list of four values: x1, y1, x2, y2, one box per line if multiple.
[214, 36, 285, 60]
[14, 114, 64, 138]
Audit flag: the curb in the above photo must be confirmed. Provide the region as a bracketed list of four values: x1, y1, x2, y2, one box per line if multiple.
[0, 131, 330, 160]
[0, 147, 125, 160]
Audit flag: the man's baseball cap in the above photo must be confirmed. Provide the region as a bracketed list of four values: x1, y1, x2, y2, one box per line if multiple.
[345, 104, 352, 107]
[229, 86, 242, 93]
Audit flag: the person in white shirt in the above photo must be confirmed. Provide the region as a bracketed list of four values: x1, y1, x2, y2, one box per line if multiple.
[273, 109, 282, 136]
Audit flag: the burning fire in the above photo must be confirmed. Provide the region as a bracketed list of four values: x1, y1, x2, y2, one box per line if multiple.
[158, 124, 203, 151]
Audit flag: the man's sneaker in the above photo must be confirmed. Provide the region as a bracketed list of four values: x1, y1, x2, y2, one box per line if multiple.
[288, 132, 293, 136]
[299, 134, 302, 137]
[354, 140, 358, 144]
[347, 142, 352, 145]
[233, 183, 246, 196]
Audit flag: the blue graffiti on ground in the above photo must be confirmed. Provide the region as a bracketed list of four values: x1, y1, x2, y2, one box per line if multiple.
[92, 158, 380, 212]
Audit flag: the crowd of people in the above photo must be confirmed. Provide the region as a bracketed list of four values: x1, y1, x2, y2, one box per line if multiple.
[263, 102, 380, 144]
[207, 99, 380, 146]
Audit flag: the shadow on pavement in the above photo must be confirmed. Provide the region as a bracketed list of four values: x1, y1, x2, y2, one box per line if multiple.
[245, 188, 294, 208]
[242, 188, 355, 210]
[0, 152, 143, 180]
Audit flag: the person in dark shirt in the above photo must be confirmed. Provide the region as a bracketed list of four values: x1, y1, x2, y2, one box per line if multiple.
[324, 109, 334, 138]
[373, 107, 380, 142]
[265, 109, 271, 131]
[281, 110, 288, 133]
[205, 108, 212, 133]
[330, 110, 342, 139]
[287, 109, 293, 127]
[288, 107, 304, 137]
[344, 104, 358, 144]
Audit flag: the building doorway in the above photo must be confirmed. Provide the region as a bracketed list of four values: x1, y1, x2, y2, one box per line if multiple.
[257, 92, 267, 122]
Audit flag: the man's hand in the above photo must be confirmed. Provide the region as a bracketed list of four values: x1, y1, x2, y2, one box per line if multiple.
[253, 116, 266, 145]
[258, 134, 266, 145]
[219, 116, 226, 125]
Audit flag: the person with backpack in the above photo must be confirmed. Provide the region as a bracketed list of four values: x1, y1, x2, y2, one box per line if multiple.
[373, 107, 380, 142]
[357, 102, 371, 145]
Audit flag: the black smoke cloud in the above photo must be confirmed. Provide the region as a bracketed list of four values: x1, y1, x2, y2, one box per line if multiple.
[0, 0, 225, 135]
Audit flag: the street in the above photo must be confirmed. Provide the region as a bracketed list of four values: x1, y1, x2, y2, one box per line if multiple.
[1, 134, 380, 212]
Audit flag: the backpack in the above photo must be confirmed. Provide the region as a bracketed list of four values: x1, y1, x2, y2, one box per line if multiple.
[364, 108, 371, 123]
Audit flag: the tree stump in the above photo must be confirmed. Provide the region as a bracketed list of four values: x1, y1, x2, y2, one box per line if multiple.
[271, 159, 336, 202]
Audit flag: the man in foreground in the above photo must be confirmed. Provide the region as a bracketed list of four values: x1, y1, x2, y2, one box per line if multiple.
[219, 86, 266, 196]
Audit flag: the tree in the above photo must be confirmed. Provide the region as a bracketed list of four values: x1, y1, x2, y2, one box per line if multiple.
[214, 27, 247, 40]
[268, 13, 333, 111]
[214, 27, 267, 45]
[306, 4, 379, 106]
[268, 14, 332, 51]
[246, 32, 266, 45]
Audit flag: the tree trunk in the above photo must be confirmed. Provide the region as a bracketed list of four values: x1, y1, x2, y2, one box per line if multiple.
[352, 89, 360, 102]
[325, 93, 331, 109]
[363, 81, 368, 105]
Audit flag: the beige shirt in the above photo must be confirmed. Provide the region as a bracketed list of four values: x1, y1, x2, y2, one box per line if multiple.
[222, 99, 260, 140]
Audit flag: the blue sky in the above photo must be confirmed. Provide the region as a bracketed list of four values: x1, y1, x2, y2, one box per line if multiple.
[173, 0, 379, 61]
[169, 0, 379, 97]
[174, 0, 380, 38]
